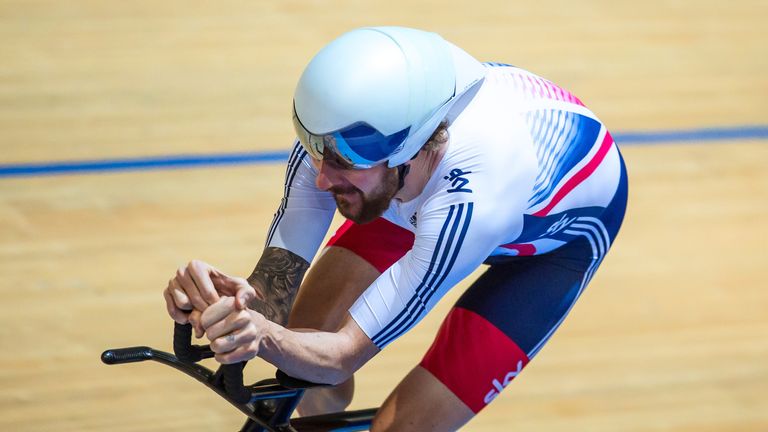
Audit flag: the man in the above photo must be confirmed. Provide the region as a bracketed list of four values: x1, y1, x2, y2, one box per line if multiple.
[163, 27, 627, 431]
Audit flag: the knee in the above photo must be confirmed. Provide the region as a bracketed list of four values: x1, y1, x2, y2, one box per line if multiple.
[296, 377, 355, 417]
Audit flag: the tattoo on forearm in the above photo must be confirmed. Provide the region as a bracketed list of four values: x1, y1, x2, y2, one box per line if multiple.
[247, 247, 309, 325]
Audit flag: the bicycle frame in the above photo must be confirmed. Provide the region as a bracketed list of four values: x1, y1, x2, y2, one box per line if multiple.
[101, 323, 377, 432]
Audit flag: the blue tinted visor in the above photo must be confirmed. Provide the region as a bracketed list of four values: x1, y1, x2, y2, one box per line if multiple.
[292, 105, 410, 169]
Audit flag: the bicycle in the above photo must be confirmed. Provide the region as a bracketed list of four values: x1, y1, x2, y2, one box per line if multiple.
[101, 323, 377, 432]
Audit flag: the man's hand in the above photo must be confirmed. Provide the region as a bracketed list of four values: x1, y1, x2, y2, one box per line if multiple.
[201, 288, 269, 364]
[200, 287, 379, 384]
[163, 260, 263, 336]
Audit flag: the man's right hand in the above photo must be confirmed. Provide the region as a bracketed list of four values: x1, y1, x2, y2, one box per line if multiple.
[163, 260, 259, 336]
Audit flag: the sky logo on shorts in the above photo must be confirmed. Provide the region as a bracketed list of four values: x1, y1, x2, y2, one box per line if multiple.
[444, 168, 473, 193]
[483, 360, 524, 404]
[542, 213, 577, 237]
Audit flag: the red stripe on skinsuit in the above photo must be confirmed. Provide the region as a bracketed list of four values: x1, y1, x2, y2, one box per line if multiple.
[420, 308, 530, 413]
[533, 131, 613, 217]
[499, 243, 537, 256]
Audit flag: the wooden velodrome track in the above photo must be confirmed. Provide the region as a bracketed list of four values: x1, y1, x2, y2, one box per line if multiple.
[1, 1, 766, 431]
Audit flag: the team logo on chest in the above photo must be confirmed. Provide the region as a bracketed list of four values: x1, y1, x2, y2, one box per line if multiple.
[444, 168, 473, 193]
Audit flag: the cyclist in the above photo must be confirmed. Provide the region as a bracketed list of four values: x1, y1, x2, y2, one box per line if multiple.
[164, 26, 628, 431]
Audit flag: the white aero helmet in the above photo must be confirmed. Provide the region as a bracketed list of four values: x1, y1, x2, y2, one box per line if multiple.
[292, 26, 486, 169]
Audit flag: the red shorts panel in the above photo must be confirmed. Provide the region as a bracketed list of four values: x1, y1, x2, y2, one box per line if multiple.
[420, 307, 530, 413]
[326, 218, 415, 273]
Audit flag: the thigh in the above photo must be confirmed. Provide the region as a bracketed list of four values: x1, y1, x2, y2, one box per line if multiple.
[372, 366, 474, 432]
[288, 218, 414, 331]
[288, 246, 379, 331]
[420, 236, 597, 414]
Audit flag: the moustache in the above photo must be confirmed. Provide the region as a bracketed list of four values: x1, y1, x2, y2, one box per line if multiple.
[329, 185, 360, 195]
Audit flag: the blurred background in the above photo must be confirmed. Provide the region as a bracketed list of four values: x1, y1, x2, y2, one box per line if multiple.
[1, 1, 766, 431]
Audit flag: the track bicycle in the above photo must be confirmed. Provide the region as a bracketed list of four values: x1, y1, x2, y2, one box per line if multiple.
[101, 323, 377, 432]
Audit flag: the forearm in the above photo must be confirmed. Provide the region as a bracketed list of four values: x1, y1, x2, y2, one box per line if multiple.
[246, 247, 309, 325]
[258, 317, 378, 385]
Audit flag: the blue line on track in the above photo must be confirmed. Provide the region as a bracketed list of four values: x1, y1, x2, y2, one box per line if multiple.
[1, 125, 766, 178]
[0, 151, 289, 178]
[614, 125, 768, 144]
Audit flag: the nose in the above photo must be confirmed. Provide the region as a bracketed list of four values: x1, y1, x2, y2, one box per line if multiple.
[315, 160, 343, 191]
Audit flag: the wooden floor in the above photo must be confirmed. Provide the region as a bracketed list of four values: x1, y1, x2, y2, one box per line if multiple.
[1, 1, 766, 431]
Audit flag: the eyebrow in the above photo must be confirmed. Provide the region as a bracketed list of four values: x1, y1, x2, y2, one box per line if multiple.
[322, 148, 354, 170]
[330, 156, 353, 170]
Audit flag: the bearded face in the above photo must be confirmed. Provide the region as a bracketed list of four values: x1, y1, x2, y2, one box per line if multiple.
[329, 165, 400, 224]
[311, 151, 401, 225]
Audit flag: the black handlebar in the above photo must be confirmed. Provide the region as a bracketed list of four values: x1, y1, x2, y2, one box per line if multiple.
[172, 322, 251, 404]
[172, 322, 213, 362]
[101, 346, 154, 364]
[100, 323, 251, 405]
[101, 322, 374, 431]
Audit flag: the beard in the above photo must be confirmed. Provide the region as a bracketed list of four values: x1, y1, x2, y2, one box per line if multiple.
[330, 168, 399, 224]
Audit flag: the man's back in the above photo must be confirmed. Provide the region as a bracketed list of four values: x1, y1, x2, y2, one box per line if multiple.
[380, 64, 626, 258]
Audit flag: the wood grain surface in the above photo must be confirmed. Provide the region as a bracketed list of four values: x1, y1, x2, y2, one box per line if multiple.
[1, 1, 766, 430]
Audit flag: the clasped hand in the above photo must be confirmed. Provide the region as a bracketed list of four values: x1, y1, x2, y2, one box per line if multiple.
[162, 260, 266, 364]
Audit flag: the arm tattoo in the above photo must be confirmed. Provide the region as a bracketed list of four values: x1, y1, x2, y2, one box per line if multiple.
[247, 247, 309, 325]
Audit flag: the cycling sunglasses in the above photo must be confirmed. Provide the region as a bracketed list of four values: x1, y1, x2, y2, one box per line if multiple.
[292, 105, 411, 169]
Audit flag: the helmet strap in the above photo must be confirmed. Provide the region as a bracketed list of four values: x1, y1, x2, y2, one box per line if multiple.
[396, 163, 411, 191]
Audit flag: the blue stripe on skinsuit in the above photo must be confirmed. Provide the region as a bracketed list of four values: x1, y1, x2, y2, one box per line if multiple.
[371, 204, 461, 346]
